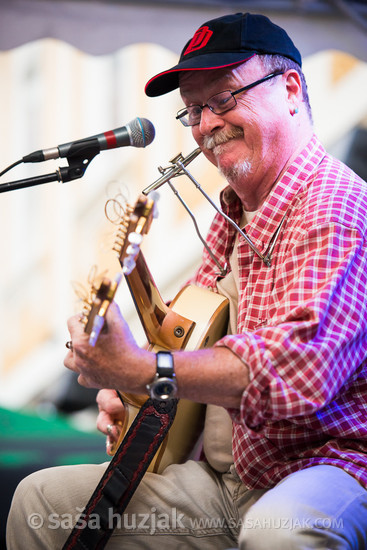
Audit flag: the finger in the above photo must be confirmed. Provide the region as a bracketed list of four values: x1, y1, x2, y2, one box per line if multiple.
[105, 300, 122, 319]
[97, 388, 118, 408]
[97, 410, 124, 455]
[64, 353, 76, 371]
[96, 410, 111, 434]
[106, 421, 123, 440]
[76, 373, 100, 389]
[96, 410, 122, 435]
[97, 389, 125, 416]
[67, 313, 83, 333]
[106, 425, 123, 455]
[66, 315, 89, 347]
[104, 301, 126, 331]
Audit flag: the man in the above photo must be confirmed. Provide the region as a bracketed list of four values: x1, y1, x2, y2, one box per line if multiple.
[7, 12, 367, 550]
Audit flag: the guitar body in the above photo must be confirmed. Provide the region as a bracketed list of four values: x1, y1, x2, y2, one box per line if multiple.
[114, 284, 229, 473]
[83, 195, 229, 474]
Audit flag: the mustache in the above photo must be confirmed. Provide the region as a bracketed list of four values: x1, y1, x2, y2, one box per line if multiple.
[203, 127, 244, 150]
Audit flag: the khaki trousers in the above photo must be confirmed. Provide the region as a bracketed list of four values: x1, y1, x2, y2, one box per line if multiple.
[6, 461, 367, 549]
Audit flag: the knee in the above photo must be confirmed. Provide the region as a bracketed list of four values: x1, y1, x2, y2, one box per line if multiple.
[7, 471, 41, 545]
[238, 497, 298, 550]
[14, 467, 53, 501]
[238, 496, 349, 550]
[8, 470, 46, 524]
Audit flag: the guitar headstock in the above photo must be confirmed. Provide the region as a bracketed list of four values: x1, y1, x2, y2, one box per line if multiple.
[112, 194, 156, 275]
[79, 273, 122, 346]
[77, 194, 157, 347]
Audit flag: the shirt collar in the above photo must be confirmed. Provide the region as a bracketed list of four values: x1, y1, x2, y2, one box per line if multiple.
[220, 135, 326, 253]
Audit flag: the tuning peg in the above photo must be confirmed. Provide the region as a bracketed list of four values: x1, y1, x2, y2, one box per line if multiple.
[126, 243, 139, 258]
[122, 256, 136, 275]
[148, 191, 160, 218]
[128, 232, 143, 245]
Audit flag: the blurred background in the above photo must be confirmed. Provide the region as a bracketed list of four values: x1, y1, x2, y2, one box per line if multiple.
[0, 0, 367, 544]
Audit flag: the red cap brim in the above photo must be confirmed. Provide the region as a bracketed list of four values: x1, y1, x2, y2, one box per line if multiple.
[145, 54, 255, 97]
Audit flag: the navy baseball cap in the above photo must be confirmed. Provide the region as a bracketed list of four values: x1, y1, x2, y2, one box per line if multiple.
[145, 13, 302, 97]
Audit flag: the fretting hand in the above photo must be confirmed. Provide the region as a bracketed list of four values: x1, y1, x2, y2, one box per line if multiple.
[64, 301, 154, 393]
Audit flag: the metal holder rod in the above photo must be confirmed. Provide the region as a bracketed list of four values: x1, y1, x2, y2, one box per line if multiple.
[142, 147, 202, 195]
[143, 147, 272, 267]
[167, 180, 227, 276]
[175, 159, 272, 267]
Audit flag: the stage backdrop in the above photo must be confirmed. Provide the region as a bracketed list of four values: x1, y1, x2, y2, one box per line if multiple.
[0, 0, 366, 410]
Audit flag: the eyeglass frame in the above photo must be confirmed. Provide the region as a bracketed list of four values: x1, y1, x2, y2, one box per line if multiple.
[176, 71, 284, 127]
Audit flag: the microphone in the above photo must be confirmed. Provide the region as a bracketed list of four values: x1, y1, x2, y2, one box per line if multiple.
[22, 117, 155, 163]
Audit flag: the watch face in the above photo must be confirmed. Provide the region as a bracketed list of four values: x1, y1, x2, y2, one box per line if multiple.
[152, 377, 177, 400]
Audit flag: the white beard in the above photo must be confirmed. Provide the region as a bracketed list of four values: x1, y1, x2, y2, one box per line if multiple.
[218, 158, 252, 183]
[203, 127, 252, 183]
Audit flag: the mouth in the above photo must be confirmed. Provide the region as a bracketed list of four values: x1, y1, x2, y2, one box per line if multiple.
[211, 140, 234, 156]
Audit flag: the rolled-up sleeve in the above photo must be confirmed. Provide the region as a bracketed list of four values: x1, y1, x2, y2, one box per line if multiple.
[215, 223, 367, 433]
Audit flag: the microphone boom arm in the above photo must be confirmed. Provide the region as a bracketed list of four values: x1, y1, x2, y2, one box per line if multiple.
[0, 142, 100, 194]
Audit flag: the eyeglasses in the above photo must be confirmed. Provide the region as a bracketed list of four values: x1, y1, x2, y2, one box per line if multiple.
[176, 72, 284, 127]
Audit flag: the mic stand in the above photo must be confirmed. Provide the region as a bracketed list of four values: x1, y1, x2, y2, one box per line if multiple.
[0, 142, 100, 194]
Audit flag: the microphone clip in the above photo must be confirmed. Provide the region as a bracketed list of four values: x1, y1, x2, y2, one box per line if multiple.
[57, 139, 100, 183]
[0, 140, 100, 193]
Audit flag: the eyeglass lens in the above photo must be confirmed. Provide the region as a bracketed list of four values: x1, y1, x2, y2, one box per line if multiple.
[177, 72, 283, 127]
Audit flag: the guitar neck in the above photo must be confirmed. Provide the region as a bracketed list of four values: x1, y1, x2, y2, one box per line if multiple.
[124, 251, 195, 350]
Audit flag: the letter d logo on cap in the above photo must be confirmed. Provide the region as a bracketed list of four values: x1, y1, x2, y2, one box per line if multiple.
[184, 26, 213, 55]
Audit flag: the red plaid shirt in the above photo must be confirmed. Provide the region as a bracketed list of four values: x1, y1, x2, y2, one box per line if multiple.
[191, 135, 367, 489]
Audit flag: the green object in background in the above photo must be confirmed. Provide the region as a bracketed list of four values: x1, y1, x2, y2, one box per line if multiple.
[0, 406, 110, 550]
[0, 407, 108, 468]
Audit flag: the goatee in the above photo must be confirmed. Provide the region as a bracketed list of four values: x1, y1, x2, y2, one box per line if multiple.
[203, 126, 252, 182]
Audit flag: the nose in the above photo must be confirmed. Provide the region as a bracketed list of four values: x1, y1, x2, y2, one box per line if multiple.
[198, 105, 225, 135]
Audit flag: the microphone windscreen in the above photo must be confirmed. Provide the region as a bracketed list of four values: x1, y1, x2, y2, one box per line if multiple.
[129, 118, 155, 148]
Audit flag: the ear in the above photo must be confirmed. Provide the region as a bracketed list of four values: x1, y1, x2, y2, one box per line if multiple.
[284, 70, 302, 115]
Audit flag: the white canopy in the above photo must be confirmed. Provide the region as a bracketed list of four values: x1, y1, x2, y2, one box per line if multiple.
[1, 0, 367, 61]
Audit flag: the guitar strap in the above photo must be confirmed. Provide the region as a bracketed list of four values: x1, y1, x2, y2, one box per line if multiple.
[62, 397, 178, 550]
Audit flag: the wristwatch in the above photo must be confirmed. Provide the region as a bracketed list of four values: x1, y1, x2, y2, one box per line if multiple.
[146, 351, 177, 401]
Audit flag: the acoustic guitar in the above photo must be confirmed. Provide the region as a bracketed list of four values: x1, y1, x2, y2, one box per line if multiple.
[81, 194, 229, 473]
